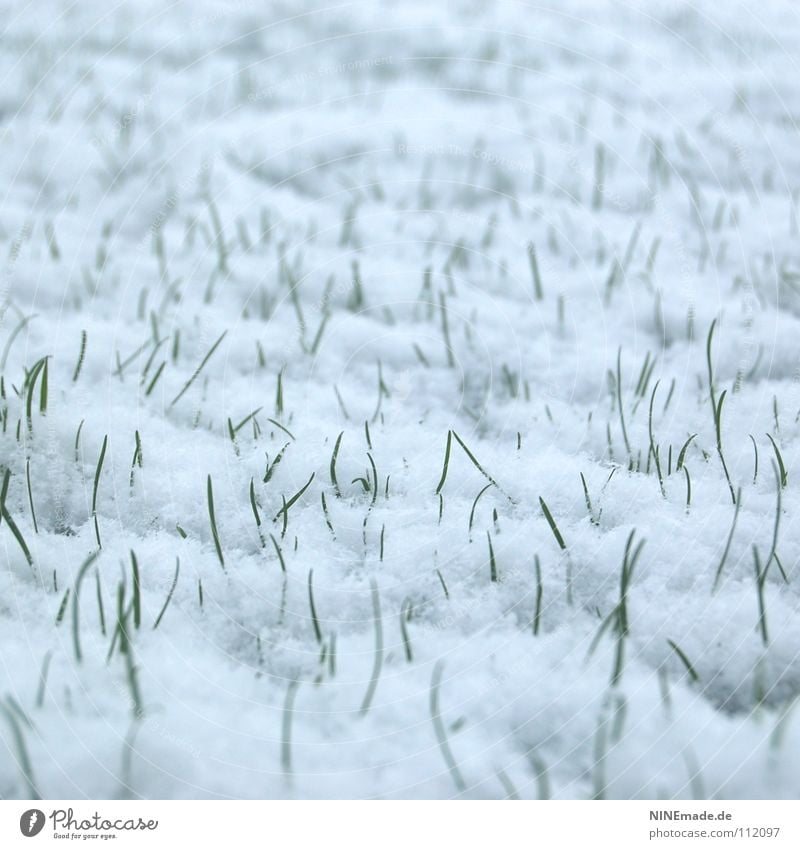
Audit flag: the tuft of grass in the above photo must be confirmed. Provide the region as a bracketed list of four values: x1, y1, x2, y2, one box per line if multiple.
[430, 660, 466, 794]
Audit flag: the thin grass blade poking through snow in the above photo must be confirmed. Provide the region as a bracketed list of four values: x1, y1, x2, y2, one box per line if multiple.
[206, 475, 225, 570]
[169, 330, 227, 408]
[430, 660, 466, 794]
[359, 578, 383, 716]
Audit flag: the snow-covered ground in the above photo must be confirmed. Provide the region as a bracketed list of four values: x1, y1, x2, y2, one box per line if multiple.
[1, 0, 799, 799]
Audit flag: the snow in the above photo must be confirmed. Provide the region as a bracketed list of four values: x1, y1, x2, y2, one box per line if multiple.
[1, 0, 799, 799]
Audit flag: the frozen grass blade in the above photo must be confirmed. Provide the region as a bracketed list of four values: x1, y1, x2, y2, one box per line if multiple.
[0, 700, 40, 799]
[207, 475, 225, 570]
[130, 550, 141, 630]
[25, 458, 37, 533]
[675, 434, 697, 472]
[766, 434, 787, 488]
[25, 355, 48, 434]
[274, 472, 315, 523]
[320, 492, 335, 539]
[615, 348, 631, 456]
[430, 660, 466, 794]
[439, 291, 455, 368]
[129, 430, 143, 488]
[400, 598, 414, 662]
[307, 569, 322, 644]
[269, 534, 287, 572]
[712, 488, 741, 593]
[527, 242, 544, 301]
[330, 431, 344, 497]
[647, 381, 665, 496]
[451, 430, 513, 503]
[753, 546, 769, 646]
[539, 496, 566, 550]
[35, 651, 53, 709]
[486, 530, 498, 582]
[468, 483, 492, 536]
[667, 639, 699, 683]
[706, 321, 736, 504]
[713, 391, 736, 505]
[359, 578, 383, 716]
[153, 557, 180, 630]
[92, 435, 108, 548]
[435, 430, 452, 494]
[0, 469, 33, 566]
[72, 330, 87, 382]
[169, 330, 227, 408]
[281, 678, 300, 777]
[72, 550, 100, 663]
[532, 554, 543, 635]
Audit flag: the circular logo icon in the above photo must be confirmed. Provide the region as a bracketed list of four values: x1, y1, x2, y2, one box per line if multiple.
[19, 809, 45, 837]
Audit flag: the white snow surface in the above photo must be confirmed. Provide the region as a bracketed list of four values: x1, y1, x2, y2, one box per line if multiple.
[1, 0, 800, 799]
